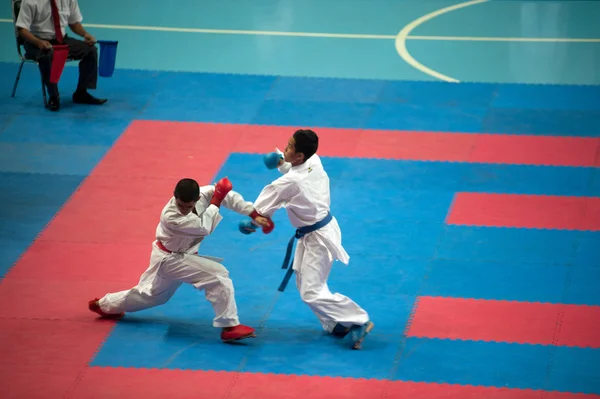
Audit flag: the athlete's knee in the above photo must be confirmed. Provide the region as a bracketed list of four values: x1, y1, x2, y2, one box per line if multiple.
[299, 287, 321, 304]
[140, 288, 175, 307]
[149, 292, 172, 306]
[215, 271, 234, 288]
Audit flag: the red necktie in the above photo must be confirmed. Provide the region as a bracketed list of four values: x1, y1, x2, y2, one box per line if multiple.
[49, 0, 63, 43]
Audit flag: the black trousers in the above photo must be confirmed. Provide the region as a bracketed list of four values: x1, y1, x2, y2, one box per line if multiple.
[24, 35, 98, 96]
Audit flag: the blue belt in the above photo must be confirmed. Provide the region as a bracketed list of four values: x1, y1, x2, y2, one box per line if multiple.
[278, 212, 333, 292]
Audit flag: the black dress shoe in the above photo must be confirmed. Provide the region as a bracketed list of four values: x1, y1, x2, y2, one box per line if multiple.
[46, 95, 60, 111]
[72, 90, 108, 105]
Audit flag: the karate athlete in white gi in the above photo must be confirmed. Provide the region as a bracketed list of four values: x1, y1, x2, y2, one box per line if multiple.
[89, 177, 273, 343]
[247, 129, 374, 349]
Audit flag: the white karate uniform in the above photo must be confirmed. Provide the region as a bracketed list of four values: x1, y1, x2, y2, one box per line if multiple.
[253, 151, 370, 333]
[99, 185, 254, 328]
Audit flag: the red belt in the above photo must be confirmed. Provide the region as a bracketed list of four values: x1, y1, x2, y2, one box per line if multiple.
[155, 241, 172, 253]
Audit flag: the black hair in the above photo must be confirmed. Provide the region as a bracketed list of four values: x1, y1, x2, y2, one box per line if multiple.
[174, 178, 200, 202]
[293, 129, 319, 162]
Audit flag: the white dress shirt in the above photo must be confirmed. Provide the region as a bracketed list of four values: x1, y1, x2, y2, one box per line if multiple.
[16, 0, 83, 40]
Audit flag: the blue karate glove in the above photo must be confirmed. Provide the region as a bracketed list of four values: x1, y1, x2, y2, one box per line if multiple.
[238, 220, 257, 234]
[263, 151, 283, 170]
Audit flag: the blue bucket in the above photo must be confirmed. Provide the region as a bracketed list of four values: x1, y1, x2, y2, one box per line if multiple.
[98, 40, 118, 77]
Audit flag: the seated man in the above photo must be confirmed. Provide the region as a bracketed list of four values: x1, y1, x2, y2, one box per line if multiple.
[15, 0, 107, 111]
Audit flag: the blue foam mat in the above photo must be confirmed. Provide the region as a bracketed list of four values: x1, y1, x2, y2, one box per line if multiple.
[393, 337, 600, 393]
[423, 259, 569, 303]
[0, 172, 85, 277]
[2, 62, 599, 136]
[0, 143, 109, 176]
[437, 225, 578, 264]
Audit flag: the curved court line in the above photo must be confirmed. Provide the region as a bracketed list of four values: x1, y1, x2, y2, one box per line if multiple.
[395, 0, 489, 83]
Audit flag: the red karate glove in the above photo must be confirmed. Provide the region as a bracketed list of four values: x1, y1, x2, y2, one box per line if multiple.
[250, 209, 275, 234]
[210, 177, 233, 208]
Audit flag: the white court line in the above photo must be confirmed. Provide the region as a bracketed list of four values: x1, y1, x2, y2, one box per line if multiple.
[395, 0, 490, 83]
[409, 35, 600, 43]
[0, 19, 396, 39]
[78, 23, 399, 39]
[2, 18, 599, 42]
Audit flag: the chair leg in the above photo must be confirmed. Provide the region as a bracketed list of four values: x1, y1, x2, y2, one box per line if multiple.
[41, 72, 47, 107]
[11, 60, 25, 98]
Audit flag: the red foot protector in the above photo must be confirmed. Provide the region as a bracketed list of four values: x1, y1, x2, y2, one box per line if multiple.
[470, 134, 599, 167]
[447, 193, 599, 231]
[407, 296, 600, 348]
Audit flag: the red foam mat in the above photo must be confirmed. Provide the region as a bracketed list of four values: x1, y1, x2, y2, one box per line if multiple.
[0, 362, 82, 399]
[406, 296, 600, 348]
[447, 193, 599, 231]
[385, 380, 599, 399]
[356, 130, 477, 162]
[0, 318, 112, 367]
[230, 124, 597, 166]
[91, 121, 240, 180]
[470, 134, 599, 167]
[558, 305, 600, 348]
[38, 204, 159, 244]
[69, 368, 600, 399]
[103, 121, 600, 166]
[228, 372, 386, 399]
[0, 319, 113, 399]
[232, 124, 362, 157]
[62, 175, 175, 213]
[116, 120, 245, 151]
[0, 279, 129, 320]
[5, 240, 151, 282]
[585, 199, 600, 230]
[92, 144, 232, 180]
[71, 367, 236, 399]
